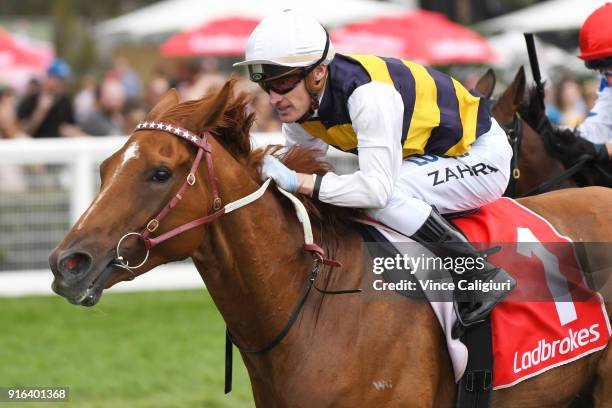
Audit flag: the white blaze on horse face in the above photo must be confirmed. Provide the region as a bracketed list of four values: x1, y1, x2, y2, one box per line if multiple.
[120, 142, 140, 169]
[76, 142, 140, 230]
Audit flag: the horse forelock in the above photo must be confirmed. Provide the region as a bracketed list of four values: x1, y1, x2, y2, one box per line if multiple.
[519, 86, 596, 165]
[156, 78, 255, 158]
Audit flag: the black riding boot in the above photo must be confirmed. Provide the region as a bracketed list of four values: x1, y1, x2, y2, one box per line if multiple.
[411, 208, 516, 338]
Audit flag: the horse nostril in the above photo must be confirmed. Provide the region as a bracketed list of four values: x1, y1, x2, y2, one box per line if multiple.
[59, 253, 92, 276]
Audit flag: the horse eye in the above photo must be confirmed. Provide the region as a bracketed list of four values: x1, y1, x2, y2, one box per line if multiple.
[151, 167, 172, 183]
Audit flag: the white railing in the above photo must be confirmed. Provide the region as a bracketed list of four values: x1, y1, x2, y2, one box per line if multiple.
[0, 134, 358, 276]
[0, 133, 357, 224]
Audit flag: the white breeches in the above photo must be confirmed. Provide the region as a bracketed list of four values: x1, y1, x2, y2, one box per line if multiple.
[366, 119, 513, 236]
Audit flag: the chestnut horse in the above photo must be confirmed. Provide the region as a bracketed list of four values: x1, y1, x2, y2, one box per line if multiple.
[50, 80, 612, 407]
[475, 67, 612, 197]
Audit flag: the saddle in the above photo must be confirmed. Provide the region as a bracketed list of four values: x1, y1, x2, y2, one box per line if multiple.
[355, 214, 492, 408]
[355, 198, 610, 408]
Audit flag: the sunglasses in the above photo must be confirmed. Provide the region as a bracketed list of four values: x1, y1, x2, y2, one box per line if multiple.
[258, 71, 306, 95]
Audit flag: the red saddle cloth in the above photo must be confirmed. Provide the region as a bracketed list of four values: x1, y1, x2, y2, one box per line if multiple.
[452, 197, 611, 389]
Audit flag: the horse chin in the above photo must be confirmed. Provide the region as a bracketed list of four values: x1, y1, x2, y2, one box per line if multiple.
[71, 286, 103, 307]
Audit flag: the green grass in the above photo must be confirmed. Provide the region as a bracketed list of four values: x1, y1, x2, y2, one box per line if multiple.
[0, 290, 255, 408]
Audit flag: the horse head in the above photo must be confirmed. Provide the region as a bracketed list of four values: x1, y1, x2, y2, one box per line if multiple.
[49, 79, 257, 306]
[474, 66, 530, 127]
[474, 67, 576, 196]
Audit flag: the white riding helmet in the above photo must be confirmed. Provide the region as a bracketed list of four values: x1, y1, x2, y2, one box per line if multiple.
[234, 9, 335, 82]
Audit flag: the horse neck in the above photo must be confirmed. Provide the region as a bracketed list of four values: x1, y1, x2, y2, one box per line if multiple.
[192, 138, 315, 347]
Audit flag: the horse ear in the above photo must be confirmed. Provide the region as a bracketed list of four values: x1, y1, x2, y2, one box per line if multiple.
[494, 66, 526, 122]
[190, 79, 235, 131]
[474, 68, 496, 99]
[146, 89, 180, 120]
[512, 66, 526, 108]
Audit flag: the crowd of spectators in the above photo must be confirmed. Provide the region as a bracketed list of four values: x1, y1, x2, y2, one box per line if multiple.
[0, 56, 282, 142]
[2, 55, 602, 142]
[544, 74, 601, 129]
[0, 56, 603, 194]
[0, 56, 282, 192]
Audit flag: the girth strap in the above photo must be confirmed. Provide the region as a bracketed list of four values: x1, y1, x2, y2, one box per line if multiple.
[456, 318, 493, 408]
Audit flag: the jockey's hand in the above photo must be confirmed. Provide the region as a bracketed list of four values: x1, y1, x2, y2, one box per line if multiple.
[261, 154, 298, 192]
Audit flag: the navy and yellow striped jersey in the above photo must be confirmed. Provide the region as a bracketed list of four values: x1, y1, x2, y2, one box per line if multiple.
[300, 54, 492, 157]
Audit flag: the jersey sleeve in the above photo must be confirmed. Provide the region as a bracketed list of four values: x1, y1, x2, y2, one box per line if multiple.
[317, 81, 404, 208]
[283, 122, 329, 153]
[578, 85, 612, 144]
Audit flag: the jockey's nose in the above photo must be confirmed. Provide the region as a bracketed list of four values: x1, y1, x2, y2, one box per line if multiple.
[268, 90, 284, 104]
[55, 251, 93, 279]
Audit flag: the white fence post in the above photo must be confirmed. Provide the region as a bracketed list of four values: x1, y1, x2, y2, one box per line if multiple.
[70, 152, 95, 224]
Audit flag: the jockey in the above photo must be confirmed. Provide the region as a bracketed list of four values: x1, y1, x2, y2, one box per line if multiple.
[235, 10, 515, 330]
[577, 3, 612, 159]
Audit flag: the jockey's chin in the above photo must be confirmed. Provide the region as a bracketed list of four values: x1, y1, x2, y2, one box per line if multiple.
[275, 104, 303, 122]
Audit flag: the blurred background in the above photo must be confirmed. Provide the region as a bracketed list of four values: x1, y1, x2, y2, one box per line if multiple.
[0, 0, 606, 406]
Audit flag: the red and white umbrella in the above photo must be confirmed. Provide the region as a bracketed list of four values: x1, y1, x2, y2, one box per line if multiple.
[0, 28, 53, 90]
[160, 16, 260, 57]
[0, 28, 52, 70]
[331, 11, 499, 65]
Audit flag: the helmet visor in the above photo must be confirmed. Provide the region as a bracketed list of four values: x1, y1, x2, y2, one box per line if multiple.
[248, 64, 302, 82]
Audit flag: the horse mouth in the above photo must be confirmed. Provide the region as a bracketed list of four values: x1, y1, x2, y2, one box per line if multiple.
[58, 262, 118, 307]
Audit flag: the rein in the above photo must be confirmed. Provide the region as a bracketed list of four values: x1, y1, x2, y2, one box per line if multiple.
[517, 155, 591, 197]
[223, 177, 361, 394]
[224, 255, 361, 393]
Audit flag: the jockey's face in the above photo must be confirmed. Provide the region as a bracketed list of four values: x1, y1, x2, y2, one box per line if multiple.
[267, 65, 327, 123]
[268, 80, 311, 122]
[600, 64, 612, 81]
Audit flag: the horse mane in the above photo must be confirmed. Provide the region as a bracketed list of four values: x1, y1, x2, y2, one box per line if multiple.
[518, 86, 597, 166]
[160, 79, 358, 242]
[251, 145, 360, 236]
[160, 77, 255, 158]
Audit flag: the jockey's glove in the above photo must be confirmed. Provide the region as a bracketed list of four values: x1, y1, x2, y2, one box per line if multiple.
[261, 154, 298, 192]
[593, 142, 610, 162]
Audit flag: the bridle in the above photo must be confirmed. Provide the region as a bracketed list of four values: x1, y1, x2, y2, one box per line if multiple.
[500, 113, 602, 198]
[499, 113, 523, 198]
[112, 120, 227, 275]
[113, 119, 343, 273]
[108, 120, 359, 393]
